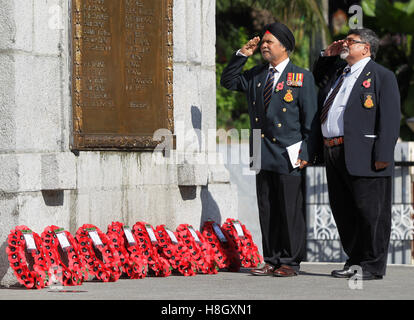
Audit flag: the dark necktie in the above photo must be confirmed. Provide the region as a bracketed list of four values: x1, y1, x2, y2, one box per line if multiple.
[263, 68, 277, 112]
[320, 67, 351, 124]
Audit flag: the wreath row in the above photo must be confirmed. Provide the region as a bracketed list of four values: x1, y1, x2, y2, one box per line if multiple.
[6, 218, 262, 289]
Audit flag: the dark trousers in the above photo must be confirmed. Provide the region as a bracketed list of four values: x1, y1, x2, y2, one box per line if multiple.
[256, 170, 306, 271]
[324, 145, 392, 276]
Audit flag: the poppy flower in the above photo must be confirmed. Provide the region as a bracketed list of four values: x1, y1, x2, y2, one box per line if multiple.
[132, 222, 171, 277]
[201, 220, 237, 270]
[41, 226, 86, 286]
[75, 224, 122, 282]
[106, 222, 148, 279]
[362, 79, 371, 88]
[154, 225, 196, 276]
[6, 226, 50, 289]
[221, 218, 263, 269]
[276, 81, 284, 92]
[176, 224, 217, 274]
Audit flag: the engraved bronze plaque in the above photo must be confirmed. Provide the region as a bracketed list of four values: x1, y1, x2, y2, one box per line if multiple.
[71, 0, 173, 150]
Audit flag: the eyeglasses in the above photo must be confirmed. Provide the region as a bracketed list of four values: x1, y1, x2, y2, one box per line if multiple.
[344, 38, 367, 46]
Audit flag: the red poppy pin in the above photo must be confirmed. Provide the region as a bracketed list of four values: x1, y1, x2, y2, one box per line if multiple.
[275, 81, 284, 92]
[362, 79, 371, 88]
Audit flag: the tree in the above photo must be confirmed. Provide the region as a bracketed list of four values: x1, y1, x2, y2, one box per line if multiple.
[362, 0, 414, 140]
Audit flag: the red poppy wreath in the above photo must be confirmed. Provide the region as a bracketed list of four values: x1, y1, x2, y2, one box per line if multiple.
[221, 218, 263, 268]
[155, 225, 196, 276]
[132, 222, 171, 277]
[75, 224, 122, 282]
[201, 220, 241, 271]
[41, 225, 86, 286]
[6, 225, 50, 289]
[175, 224, 218, 274]
[106, 222, 148, 279]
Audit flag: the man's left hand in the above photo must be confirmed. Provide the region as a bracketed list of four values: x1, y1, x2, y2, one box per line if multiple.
[296, 159, 309, 169]
[375, 161, 390, 170]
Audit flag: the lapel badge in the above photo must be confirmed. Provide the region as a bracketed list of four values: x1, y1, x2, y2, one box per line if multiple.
[362, 78, 371, 88]
[366, 72, 371, 76]
[364, 94, 374, 108]
[287, 73, 303, 87]
[257, 82, 261, 88]
[284, 89, 294, 103]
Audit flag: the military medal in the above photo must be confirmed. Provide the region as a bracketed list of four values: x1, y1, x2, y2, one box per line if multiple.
[287, 73, 303, 87]
[364, 94, 374, 108]
[287, 73, 293, 86]
[284, 89, 294, 103]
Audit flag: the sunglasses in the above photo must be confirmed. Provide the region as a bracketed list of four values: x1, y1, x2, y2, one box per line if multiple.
[344, 38, 367, 45]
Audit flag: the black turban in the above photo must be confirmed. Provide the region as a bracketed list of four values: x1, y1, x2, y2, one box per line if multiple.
[263, 22, 295, 52]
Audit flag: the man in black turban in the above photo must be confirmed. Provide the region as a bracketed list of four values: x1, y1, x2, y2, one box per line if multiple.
[221, 22, 319, 277]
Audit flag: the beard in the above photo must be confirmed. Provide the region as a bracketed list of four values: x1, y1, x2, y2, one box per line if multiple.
[261, 50, 272, 61]
[340, 48, 349, 60]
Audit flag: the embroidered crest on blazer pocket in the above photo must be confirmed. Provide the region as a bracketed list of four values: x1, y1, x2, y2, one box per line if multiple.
[361, 92, 375, 109]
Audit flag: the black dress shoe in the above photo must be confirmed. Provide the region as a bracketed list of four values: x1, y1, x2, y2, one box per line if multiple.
[355, 271, 383, 280]
[331, 267, 356, 278]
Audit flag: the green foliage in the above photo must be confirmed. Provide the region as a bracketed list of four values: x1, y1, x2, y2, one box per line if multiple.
[290, 29, 310, 70]
[216, 27, 260, 131]
[361, 0, 414, 140]
[362, 0, 414, 34]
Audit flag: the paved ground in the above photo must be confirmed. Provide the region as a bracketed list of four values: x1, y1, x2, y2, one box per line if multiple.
[1, 263, 413, 300]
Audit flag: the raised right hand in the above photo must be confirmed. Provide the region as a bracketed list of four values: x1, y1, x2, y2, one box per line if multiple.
[240, 36, 260, 57]
[324, 40, 345, 56]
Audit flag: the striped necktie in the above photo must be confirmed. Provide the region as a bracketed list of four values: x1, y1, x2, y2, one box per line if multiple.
[263, 68, 277, 112]
[320, 67, 351, 124]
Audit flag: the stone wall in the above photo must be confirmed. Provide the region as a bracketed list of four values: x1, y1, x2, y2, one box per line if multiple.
[0, 0, 237, 286]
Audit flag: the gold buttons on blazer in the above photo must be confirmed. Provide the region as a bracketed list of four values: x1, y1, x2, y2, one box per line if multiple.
[277, 123, 282, 128]
[261, 134, 265, 138]
[255, 118, 259, 122]
[253, 101, 256, 106]
[272, 138, 277, 142]
[282, 108, 287, 112]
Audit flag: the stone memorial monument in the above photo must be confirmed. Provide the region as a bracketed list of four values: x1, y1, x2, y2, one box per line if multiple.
[0, 0, 238, 286]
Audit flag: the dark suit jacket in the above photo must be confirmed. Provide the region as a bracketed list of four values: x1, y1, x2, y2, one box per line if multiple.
[313, 56, 401, 177]
[221, 53, 319, 175]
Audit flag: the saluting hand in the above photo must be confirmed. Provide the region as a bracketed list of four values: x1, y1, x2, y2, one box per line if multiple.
[324, 40, 345, 57]
[240, 37, 260, 57]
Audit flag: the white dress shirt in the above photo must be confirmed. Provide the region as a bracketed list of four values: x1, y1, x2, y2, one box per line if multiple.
[265, 58, 290, 91]
[322, 57, 371, 138]
[236, 49, 290, 91]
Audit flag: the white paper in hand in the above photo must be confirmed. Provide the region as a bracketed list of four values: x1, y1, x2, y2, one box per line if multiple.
[286, 141, 302, 169]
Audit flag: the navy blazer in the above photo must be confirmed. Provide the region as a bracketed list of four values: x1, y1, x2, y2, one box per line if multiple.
[313, 56, 401, 177]
[221, 53, 319, 175]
